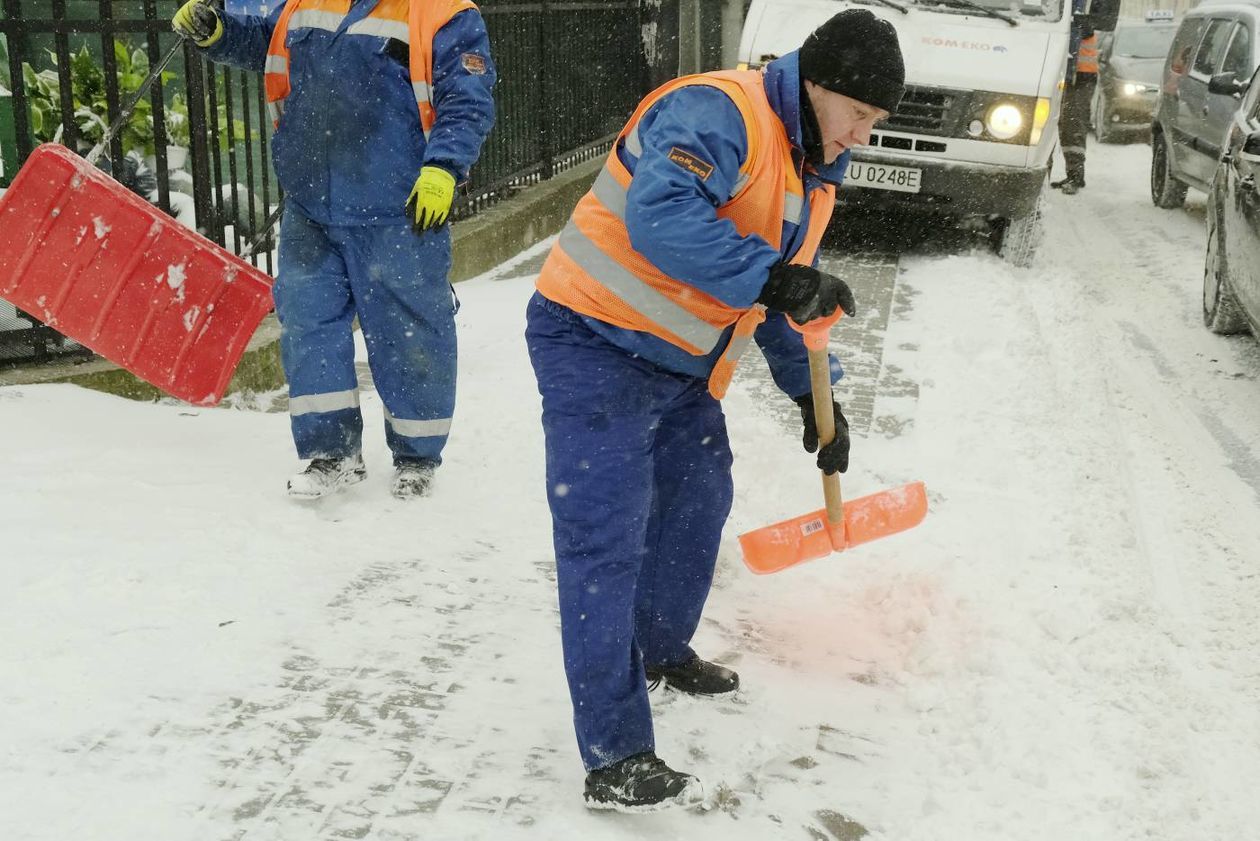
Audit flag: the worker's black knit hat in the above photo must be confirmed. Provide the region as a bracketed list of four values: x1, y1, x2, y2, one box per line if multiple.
[798, 9, 906, 113]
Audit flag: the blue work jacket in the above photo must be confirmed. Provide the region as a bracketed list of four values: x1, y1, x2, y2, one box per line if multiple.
[204, 1, 496, 226]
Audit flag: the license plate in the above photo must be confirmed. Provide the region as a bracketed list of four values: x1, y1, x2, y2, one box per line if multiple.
[844, 161, 922, 193]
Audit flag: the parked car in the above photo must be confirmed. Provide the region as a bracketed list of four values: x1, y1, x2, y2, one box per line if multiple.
[1092, 13, 1178, 142]
[1152, 0, 1260, 208]
[1203, 65, 1260, 337]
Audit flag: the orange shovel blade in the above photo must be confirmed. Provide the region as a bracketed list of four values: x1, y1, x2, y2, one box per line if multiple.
[739, 481, 928, 574]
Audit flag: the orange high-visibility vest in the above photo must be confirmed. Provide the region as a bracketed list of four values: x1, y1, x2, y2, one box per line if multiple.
[535, 69, 836, 400]
[264, 0, 476, 135]
[1077, 34, 1099, 74]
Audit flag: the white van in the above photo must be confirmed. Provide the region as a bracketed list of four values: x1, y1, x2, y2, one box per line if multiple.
[738, 0, 1119, 264]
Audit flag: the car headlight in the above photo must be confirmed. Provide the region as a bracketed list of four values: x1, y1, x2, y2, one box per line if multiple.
[986, 104, 1024, 140]
[1120, 81, 1151, 96]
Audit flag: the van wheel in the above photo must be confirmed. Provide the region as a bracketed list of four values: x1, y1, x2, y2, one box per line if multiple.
[996, 191, 1045, 268]
[1151, 130, 1188, 208]
[1203, 193, 1249, 334]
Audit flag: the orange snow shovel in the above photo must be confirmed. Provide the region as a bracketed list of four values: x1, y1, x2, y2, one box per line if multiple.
[739, 316, 927, 574]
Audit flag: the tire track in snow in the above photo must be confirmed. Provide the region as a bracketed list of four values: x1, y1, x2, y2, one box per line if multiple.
[1028, 164, 1260, 835]
[869, 144, 1260, 838]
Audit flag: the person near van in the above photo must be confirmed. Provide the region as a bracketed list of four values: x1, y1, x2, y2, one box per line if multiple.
[525, 8, 904, 811]
[1053, 0, 1099, 195]
[172, 0, 496, 499]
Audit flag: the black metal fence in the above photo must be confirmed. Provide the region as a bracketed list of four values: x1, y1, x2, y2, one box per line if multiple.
[468, 0, 649, 214]
[0, 0, 651, 366]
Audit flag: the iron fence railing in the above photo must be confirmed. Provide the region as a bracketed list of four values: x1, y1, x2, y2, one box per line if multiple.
[0, 0, 651, 366]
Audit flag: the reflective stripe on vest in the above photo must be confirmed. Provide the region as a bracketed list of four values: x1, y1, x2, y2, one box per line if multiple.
[413, 80, 434, 113]
[288, 8, 345, 31]
[559, 219, 727, 353]
[535, 69, 836, 399]
[345, 17, 410, 40]
[1077, 34, 1099, 74]
[264, 0, 477, 136]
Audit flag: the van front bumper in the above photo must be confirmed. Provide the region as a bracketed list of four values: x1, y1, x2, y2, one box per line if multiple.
[837, 151, 1049, 220]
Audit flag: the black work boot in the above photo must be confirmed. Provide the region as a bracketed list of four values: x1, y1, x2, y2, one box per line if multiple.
[392, 459, 437, 499]
[645, 654, 739, 696]
[583, 751, 699, 812]
[1051, 176, 1084, 194]
[287, 454, 366, 499]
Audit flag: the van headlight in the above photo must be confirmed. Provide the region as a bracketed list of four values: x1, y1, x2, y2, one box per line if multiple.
[1120, 81, 1150, 96]
[986, 104, 1024, 140]
[1029, 97, 1051, 146]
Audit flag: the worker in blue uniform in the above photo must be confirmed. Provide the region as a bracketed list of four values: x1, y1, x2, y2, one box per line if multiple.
[173, 0, 496, 499]
[1053, 0, 1101, 194]
[527, 10, 905, 810]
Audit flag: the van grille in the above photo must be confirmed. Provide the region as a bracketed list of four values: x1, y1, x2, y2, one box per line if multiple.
[882, 86, 955, 135]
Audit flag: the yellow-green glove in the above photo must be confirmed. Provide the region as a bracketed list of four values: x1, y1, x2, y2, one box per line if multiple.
[173, 0, 223, 47]
[406, 166, 456, 233]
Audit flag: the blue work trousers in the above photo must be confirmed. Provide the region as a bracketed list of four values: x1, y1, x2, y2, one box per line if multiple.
[273, 208, 457, 464]
[525, 294, 734, 771]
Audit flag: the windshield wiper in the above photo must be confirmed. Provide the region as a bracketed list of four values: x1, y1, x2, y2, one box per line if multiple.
[927, 0, 1019, 26]
[853, 0, 910, 15]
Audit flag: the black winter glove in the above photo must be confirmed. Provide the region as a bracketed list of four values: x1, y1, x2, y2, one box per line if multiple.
[757, 263, 857, 324]
[794, 394, 850, 475]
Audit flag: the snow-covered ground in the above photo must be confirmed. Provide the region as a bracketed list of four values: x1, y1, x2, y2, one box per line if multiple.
[3, 140, 1260, 841]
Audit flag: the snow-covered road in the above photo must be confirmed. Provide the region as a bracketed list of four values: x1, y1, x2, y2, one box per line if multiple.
[2, 140, 1258, 841]
[838, 141, 1260, 839]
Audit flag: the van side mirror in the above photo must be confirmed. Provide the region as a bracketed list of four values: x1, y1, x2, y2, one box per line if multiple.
[1208, 73, 1249, 96]
[1243, 131, 1260, 162]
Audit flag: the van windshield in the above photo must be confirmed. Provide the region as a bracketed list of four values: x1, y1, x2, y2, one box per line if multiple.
[911, 0, 1063, 23]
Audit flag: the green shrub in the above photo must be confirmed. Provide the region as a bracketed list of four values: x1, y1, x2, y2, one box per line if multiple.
[23, 42, 169, 155]
[22, 41, 253, 157]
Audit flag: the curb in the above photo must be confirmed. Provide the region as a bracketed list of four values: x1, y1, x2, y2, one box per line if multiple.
[451, 158, 600, 283]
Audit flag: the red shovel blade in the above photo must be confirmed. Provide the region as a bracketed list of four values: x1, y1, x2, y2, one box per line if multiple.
[739, 481, 928, 574]
[0, 144, 274, 406]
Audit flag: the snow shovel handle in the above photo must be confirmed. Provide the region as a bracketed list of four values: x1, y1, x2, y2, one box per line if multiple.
[808, 347, 844, 526]
[86, 36, 188, 167]
[240, 199, 286, 259]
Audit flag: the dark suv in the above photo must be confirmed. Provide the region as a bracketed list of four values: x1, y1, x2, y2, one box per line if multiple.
[1151, 0, 1260, 208]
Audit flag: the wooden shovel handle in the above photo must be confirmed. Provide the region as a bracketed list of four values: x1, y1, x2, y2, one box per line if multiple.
[808, 347, 844, 525]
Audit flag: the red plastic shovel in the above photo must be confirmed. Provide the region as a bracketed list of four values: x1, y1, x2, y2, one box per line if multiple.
[0, 35, 273, 406]
[739, 316, 927, 574]
[0, 143, 274, 406]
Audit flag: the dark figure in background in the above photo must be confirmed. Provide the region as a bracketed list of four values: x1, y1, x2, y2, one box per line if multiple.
[1053, 0, 1099, 195]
